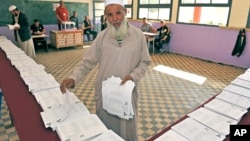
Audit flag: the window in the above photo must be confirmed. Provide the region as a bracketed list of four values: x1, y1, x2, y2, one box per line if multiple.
[178, 0, 232, 26]
[125, 0, 133, 18]
[138, 0, 172, 20]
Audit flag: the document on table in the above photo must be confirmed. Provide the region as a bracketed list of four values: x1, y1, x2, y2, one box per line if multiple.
[216, 90, 250, 109]
[171, 117, 225, 141]
[91, 130, 125, 141]
[231, 78, 250, 89]
[40, 90, 91, 131]
[33, 87, 80, 110]
[237, 73, 250, 82]
[56, 114, 108, 141]
[204, 98, 248, 121]
[187, 107, 237, 136]
[155, 129, 189, 141]
[223, 84, 250, 98]
[102, 76, 135, 120]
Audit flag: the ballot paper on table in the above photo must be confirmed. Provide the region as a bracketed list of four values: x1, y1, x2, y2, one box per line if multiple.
[223, 84, 250, 98]
[230, 78, 250, 89]
[33, 87, 80, 110]
[102, 76, 135, 120]
[171, 117, 225, 141]
[216, 90, 250, 109]
[155, 129, 189, 141]
[40, 90, 91, 131]
[90, 130, 125, 141]
[56, 114, 108, 141]
[237, 73, 250, 82]
[204, 98, 248, 121]
[187, 107, 237, 136]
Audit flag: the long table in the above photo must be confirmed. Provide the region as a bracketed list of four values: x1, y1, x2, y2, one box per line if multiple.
[147, 94, 250, 141]
[0, 49, 60, 141]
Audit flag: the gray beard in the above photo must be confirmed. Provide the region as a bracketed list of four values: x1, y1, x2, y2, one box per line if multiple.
[107, 18, 128, 41]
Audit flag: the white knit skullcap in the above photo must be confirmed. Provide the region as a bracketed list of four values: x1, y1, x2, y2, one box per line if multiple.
[9, 5, 16, 12]
[105, 0, 124, 7]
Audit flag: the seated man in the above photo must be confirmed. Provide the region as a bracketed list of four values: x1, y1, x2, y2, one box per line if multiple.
[30, 19, 47, 51]
[70, 11, 79, 29]
[100, 15, 107, 31]
[155, 20, 171, 53]
[82, 15, 97, 42]
[141, 17, 156, 33]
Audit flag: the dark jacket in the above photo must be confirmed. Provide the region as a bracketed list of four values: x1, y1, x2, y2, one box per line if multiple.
[231, 28, 246, 57]
[83, 19, 92, 32]
[11, 12, 31, 42]
[157, 25, 171, 43]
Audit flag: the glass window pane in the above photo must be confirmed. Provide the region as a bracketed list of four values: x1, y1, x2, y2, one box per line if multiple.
[124, 0, 133, 5]
[148, 8, 158, 19]
[149, 0, 159, 4]
[212, 0, 228, 4]
[178, 6, 229, 26]
[196, 0, 210, 4]
[159, 8, 170, 20]
[95, 3, 105, 9]
[178, 7, 194, 23]
[139, 8, 148, 19]
[126, 8, 132, 18]
[160, 0, 171, 4]
[181, 0, 195, 4]
[140, 0, 149, 4]
[199, 7, 229, 26]
[95, 10, 104, 17]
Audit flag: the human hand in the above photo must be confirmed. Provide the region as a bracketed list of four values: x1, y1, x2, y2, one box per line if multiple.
[60, 78, 75, 94]
[120, 75, 133, 85]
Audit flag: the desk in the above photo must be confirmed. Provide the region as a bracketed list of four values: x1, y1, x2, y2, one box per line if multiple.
[0, 49, 60, 141]
[50, 30, 83, 50]
[147, 94, 250, 141]
[143, 32, 158, 54]
[32, 34, 49, 52]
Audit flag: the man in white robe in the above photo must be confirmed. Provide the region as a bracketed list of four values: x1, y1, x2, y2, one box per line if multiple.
[60, 0, 151, 140]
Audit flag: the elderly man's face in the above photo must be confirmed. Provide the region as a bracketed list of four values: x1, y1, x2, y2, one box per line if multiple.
[10, 10, 18, 16]
[105, 4, 126, 29]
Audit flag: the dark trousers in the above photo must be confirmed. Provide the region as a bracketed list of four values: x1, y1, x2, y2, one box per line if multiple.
[154, 38, 168, 50]
[84, 30, 97, 41]
[33, 38, 48, 52]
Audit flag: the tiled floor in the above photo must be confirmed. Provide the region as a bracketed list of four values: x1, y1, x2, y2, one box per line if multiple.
[0, 45, 246, 141]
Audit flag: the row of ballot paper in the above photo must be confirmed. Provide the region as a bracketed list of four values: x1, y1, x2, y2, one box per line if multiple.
[155, 68, 250, 141]
[0, 36, 125, 141]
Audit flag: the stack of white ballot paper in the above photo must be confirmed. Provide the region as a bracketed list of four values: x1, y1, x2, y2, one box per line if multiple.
[187, 107, 237, 136]
[155, 129, 189, 141]
[7, 23, 20, 30]
[102, 76, 135, 120]
[33, 87, 77, 110]
[204, 98, 248, 121]
[56, 114, 108, 141]
[40, 90, 91, 131]
[91, 130, 125, 141]
[216, 90, 250, 109]
[171, 117, 225, 141]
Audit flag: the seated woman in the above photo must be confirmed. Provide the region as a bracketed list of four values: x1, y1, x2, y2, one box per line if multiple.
[154, 20, 171, 53]
[30, 19, 47, 51]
